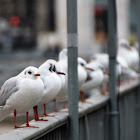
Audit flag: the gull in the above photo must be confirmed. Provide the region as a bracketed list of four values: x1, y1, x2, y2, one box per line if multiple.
[81, 60, 108, 95]
[55, 49, 69, 109]
[33, 59, 64, 121]
[46, 59, 66, 112]
[90, 53, 109, 94]
[55, 49, 91, 105]
[120, 67, 139, 82]
[91, 53, 128, 74]
[118, 39, 139, 71]
[0, 66, 44, 128]
[92, 52, 138, 85]
[117, 57, 139, 84]
[91, 53, 109, 72]
[90, 53, 125, 94]
[78, 57, 92, 103]
[78, 57, 88, 89]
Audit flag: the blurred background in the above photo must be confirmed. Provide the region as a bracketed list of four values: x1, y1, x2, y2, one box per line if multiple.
[0, 0, 137, 86]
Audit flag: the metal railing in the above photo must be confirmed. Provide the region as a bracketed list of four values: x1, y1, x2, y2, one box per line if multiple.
[0, 80, 138, 140]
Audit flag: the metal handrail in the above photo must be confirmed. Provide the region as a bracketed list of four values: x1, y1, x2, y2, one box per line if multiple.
[0, 80, 138, 140]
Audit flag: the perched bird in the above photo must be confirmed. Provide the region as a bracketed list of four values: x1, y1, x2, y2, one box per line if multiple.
[118, 56, 139, 83]
[118, 39, 139, 71]
[90, 53, 109, 94]
[117, 56, 128, 69]
[81, 61, 108, 95]
[120, 67, 139, 82]
[45, 59, 66, 112]
[78, 57, 90, 103]
[33, 59, 65, 121]
[55, 49, 69, 109]
[55, 49, 90, 105]
[78, 57, 88, 89]
[0, 66, 44, 128]
[90, 53, 127, 94]
[91, 53, 109, 73]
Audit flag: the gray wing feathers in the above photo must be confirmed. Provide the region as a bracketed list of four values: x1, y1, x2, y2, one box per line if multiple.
[0, 77, 19, 106]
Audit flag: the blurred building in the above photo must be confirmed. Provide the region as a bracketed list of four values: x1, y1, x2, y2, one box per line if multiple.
[0, 0, 135, 57]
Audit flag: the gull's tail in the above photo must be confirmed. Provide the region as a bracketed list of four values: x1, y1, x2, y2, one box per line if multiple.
[0, 106, 11, 121]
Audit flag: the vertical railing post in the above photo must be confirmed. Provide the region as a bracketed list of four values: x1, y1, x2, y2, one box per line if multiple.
[135, 0, 140, 139]
[107, 0, 120, 140]
[67, 0, 79, 140]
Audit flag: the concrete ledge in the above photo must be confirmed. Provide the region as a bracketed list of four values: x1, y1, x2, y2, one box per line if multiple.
[0, 112, 68, 140]
[0, 80, 139, 140]
[119, 79, 139, 96]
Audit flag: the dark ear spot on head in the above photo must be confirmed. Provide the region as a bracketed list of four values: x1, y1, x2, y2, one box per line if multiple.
[24, 71, 26, 75]
[49, 67, 51, 72]
[49, 64, 52, 72]
[99, 66, 104, 71]
[53, 65, 56, 72]
[80, 63, 84, 67]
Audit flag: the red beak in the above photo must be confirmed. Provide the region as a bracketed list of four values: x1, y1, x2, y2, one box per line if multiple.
[86, 67, 94, 71]
[104, 71, 109, 75]
[34, 74, 40, 77]
[57, 72, 66, 75]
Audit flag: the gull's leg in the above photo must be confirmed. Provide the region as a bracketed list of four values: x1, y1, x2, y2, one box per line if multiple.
[42, 104, 55, 117]
[26, 112, 38, 128]
[80, 91, 92, 104]
[53, 99, 59, 112]
[33, 106, 48, 121]
[14, 110, 22, 129]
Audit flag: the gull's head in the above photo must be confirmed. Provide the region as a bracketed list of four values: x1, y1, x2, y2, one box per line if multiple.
[78, 57, 87, 67]
[47, 59, 59, 73]
[47, 59, 66, 75]
[39, 59, 65, 76]
[78, 57, 94, 71]
[39, 60, 54, 76]
[86, 61, 108, 75]
[119, 39, 131, 50]
[98, 65, 108, 75]
[59, 49, 68, 61]
[20, 66, 40, 79]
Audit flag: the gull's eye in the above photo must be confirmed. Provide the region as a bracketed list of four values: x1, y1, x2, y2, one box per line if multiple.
[28, 71, 32, 74]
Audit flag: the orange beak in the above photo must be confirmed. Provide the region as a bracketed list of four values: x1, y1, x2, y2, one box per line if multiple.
[104, 71, 109, 75]
[34, 74, 40, 77]
[86, 67, 94, 71]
